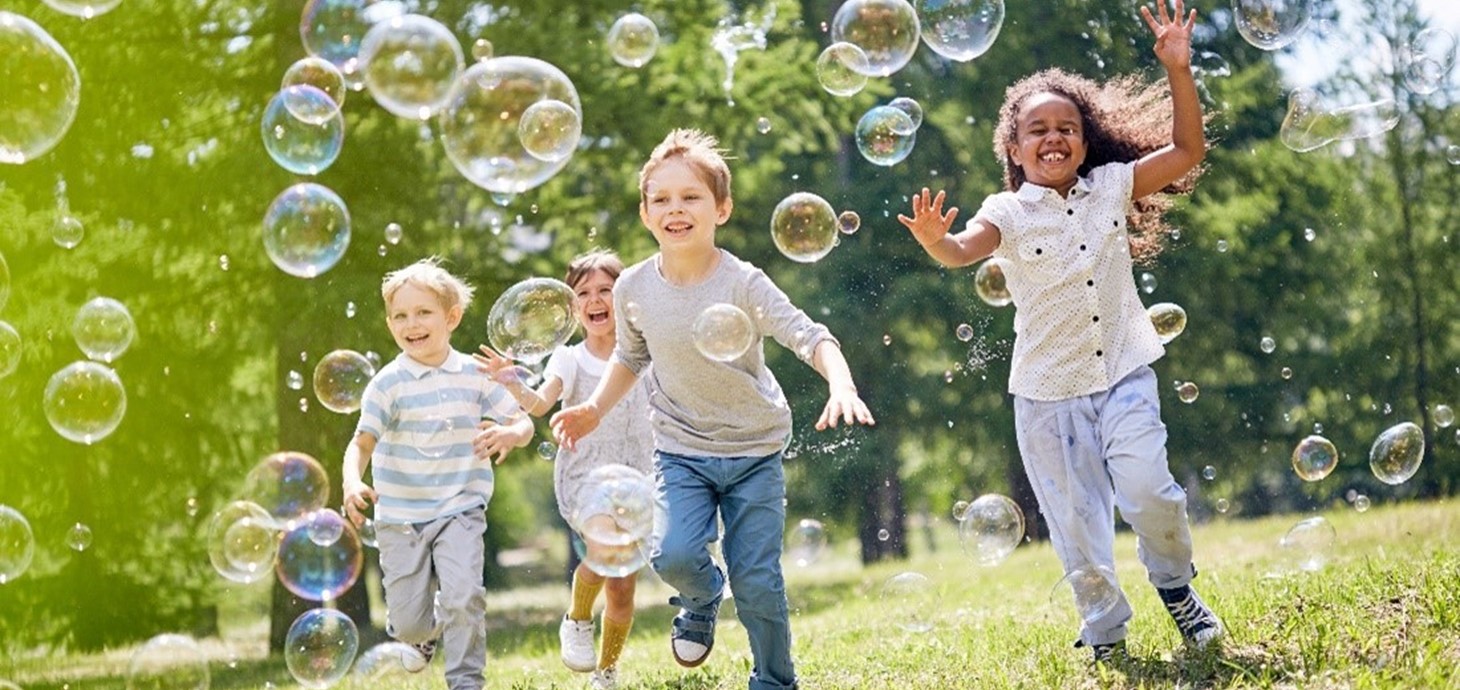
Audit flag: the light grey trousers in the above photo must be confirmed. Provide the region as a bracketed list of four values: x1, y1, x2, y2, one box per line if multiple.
[1014, 365, 1195, 646]
[377, 508, 488, 690]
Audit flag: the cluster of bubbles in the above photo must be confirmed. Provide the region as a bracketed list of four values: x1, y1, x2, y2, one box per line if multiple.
[571, 464, 663, 577]
[264, 183, 352, 278]
[692, 303, 756, 362]
[974, 258, 1012, 307]
[953, 493, 1024, 566]
[441, 57, 583, 194]
[1147, 302, 1187, 344]
[0, 12, 81, 164]
[856, 97, 923, 167]
[607, 12, 659, 68]
[312, 349, 376, 414]
[879, 571, 937, 632]
[786, 518, 828, 567]
[487, 277, 577, 364]
[1279, 89, 1400, 153]
[0, 505, 35, 584]
[1050, 564, 1120, 624]
[126, 634, 210, 690]
[770, 192, 841, 263]
[285, 608, 360, 688]
[1232, 0, 1313, 51]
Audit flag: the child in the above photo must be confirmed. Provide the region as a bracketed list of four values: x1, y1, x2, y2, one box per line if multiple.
[898, 0, 1221, 663]
[474, 249, 654, 690]
[341, 257, 534, 690]
[551, 129, 875, 690]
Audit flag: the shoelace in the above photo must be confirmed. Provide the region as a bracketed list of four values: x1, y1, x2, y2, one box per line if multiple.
[1164, 593, 1214, 636]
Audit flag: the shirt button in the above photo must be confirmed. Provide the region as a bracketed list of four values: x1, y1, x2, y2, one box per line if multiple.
[1079, 244, 1087, 251]
[1086, 279, 1094, 286]
[1067, 209, 1075, 216]
[1096, 350, 1104, 357]
[1035, 248, 1043, 255]
[1092, 316, 1099, 323]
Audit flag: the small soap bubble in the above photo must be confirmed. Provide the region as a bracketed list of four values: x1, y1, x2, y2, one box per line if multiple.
[344, 302, 356, 319]
[536, 441, 557, 460]
[1260, 336, 1276, 353]
[1139, 272, 1157, 294]
[471, 38, 493, 62]
[755, 117, 772, 134]
[1215, 498, 1230, 513]
[517, 99, 581, 163]
[974, 258, 1012, 307]
[244, 451, 331, 523]
[1050, 565, 1120, 624]
[53, 215, 84, 249]
[359, 14, 464, 120]
[357, 518, 378, 548]
[282, 56, 347, 111]
[880, 571, 937, 633]
[882, 334, 892, 346]
[313, 350, 375, 414]
[943, 370, 955, 384]
[855, 105, 916, 167]
[261, 85, 344, 174]
[277, 509, 363, 601]
[1281, 367, 1293, 380]
[877, 528, 890, 541]
[815, 42, 870, 97]
[207, 501, 278, 583]
[692, 303, 755, 362]
[1233, 0, 1313, 50]
[1201, 465, 1216, 480]
[1216, 239, 1229, 253]
[1448, 145, 1460, 165]
[2, 12, 82, 163]
[770, 192, 838, 263]
[786, 518, 827, 567]
[0, 505, 36, 584]
[67, 522, 92, 551]
[955, 324, 974, 342]
[263, 183, 351, 279]
[1147, 303, 1187, 344]
[299, 397, 310, 412]
[287, 370, 304, 390]
[837, 210, 860, 235]
[888, 97, 923, 132]
[957, 494, 1023, 566]
[1304, 227, 1316, 241]
[1175, 381, 1199, 403]
[186, 497, 200, 517]
[1292, 435, 1339, 481]
[384, 222, 402, 245]
[1369, 421, 1424, 485]
[607, 12, 659, 68]
[1432, 404, 1454, 428]
[1353, 495, 1371, 512]
[951, 500, 970, 521]
[1280, 516, 1335, 572]
[44, 361, 127, 444]
[219, 254, 230, 271]
[284, 608, 359, 688]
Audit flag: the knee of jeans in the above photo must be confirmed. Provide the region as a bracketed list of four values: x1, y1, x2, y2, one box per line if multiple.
[725, 577, 786, 619]
[651, 545, 702, 584]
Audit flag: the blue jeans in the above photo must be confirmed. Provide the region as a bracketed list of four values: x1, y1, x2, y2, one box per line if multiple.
[652, 451, 796, 690]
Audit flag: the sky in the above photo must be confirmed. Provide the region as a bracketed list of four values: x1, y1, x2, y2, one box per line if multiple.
[1277, 0, 1460, 94]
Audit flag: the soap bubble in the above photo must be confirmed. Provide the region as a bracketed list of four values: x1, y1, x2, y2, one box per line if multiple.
[53, 215, 84, 248]
[126, 634, 209, 690]
[1147, 302, 1186, 344]
[880, 571, 936, 632]
[855, 105, 916, 166]
[837, 210, 861, 234]
[1233, 0, 1312, 51]
[1399, 28, 1456, 95]
[815, 42, 870, 97]
[1139, 272, 1157, 294]
[572, 464, 661, 577]
[770, 192, 838, 263]
[285, 608, 360, 689]
[313, 350, 375, 414]
[831, 0, 921, 77]
[41, 0, 121, 19]
[300, 0, 394, 86]
[261, 85, 345, 174]
[951, 500, 970, 520]
[974, 258, 1012, 307]
[353, 641, 415, 678]
[1353, 495, 1371, 512]
[1260, 336, 1276, 353]
[536, 440, 557, 460]
[607, 12, 659, 68]
[1279, 88, 1400, 153]
[244, 451, 331, 523]
[916, 0, 1003, 61]
[0, 249, 9, 312]
[1050, 565, 1120, 624]
[1432, 404, 1454, 428]
[263, 183, 352, 279]
[517, 99, 581, 163]
[357, 518, 377, 548]
[72, 296, 136, 363]
[207, 500, 279, 583]
[0, 321, 21, 378]
[306, 509, 346, 547]
[1280, 516, 1335, 572]
[277, 509, 364, 601]
[440, 57, 582, 194]
[692, 303, 756, 362]
[0, 505, 35, 584]
[0, 12, 81, 164]
[1202, 465, 1216, 480]
[470, 38, 493, 62]
[282, 56, 347, 111]
[957, 493, 1023, 566]
[67, 522, 92, 551]
[786, 518, 827, 567]
[888, 97, 923, 132]
[360, 14, 463, 119]
[44, 361, 127, 444]
[955, 324, 974, 342]
[1175, 381, 1199, 404]
[755, 117, 772, 134]
[1369, 421, 1424, 485]
[486, 277, 575, 364]
[1291, 434, 1338, 482]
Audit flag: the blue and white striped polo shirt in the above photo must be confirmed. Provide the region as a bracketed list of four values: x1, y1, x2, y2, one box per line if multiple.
[356, 349, 521, 524]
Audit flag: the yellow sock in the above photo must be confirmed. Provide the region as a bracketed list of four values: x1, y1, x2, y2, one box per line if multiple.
[568, 570, 605, 621]
[598, 613, 633, 670]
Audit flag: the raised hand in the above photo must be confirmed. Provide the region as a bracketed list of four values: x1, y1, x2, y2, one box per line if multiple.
[473, 345, 517, 383]
[1141, 0, 1196, 70]
[550, 402, 602, 451]
[896, 188, 959, 248]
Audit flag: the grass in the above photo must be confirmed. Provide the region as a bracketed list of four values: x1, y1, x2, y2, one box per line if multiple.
[5, 498, 1460, 689]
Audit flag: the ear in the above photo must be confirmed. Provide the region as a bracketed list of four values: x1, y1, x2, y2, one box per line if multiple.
[1005, 143, 1024, 168]
[715, 197, 733, 225]
[445, 304, 463, 330]
[640, 200, 650, 228]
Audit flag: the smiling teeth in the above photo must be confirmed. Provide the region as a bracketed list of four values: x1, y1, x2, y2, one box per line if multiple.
[1040, 152, 1066, 162]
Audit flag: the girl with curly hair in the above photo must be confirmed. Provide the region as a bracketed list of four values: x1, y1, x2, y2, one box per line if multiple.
[899, 0, 1221, 663]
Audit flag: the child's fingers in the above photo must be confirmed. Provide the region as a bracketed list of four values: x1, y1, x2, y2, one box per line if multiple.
[1140, 5, 1159, 33]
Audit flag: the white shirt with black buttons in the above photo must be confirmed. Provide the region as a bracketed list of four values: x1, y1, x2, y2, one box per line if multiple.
[972, 161, 1165, 401]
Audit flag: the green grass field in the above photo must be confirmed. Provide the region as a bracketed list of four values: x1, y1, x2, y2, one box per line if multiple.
[6, 499, 1460, 689]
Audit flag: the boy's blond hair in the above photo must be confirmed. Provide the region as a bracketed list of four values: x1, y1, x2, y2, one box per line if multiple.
[638, 129, 733, 206]
[381, 257, 475, 313]
[564, 249, 625, 289]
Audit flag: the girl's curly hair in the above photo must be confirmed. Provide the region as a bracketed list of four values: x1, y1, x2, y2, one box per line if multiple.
[993, 67, 1207, 263]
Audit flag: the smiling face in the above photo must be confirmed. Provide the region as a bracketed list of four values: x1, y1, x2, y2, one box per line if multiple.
[639, 158, 732, 254]
[385, 282, 462, 367]
[1007, 92, 1088, 195]
[570, 268, 616, 338]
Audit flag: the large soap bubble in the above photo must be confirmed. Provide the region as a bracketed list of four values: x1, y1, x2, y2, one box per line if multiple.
[1369, 421, 1424, 485]
[439, 57, 582, 194]
[785, 518, 827, 567]
[262, 85, 345, 175]
[486, 277, 575, 364]
[206, 500, 279, 583]
[0, 12, 81, 164]
[1291, 434, 1338, 482]
[1050, 564, 1120, 624]
[277, 509, 364, 601]
[855, 105, 917, 167]
[916, 0, 1003, 62]
[285, 608, 360, 689]
[1280, 515, 1334, 572]
[72, 296, 136, 363]
[1279, 89, 1400, 153]
[126, 634, 209, 690]
[1147, 302, 1187, 344]
[244, 451, 331, 523]
[283, 56, 348, 110]
[360, 14, 463, 120]
[41, 0, 122, 19]
[974, 257, 1012, 307]
[831, 0, 921, 77]
[573, 464, 661, 577]
[1400, 28, 1457, 95]
[517, 99, 581, 163]
[770, 192, 838, 263]
[880, 571, 937, 632]
[0, 505, 35, 584]
[264, 183, 352, 279]
[1233, 0, 1312, 51]
[44, 361, 126, 444]
[0, 321, 20, 378]
[313, 349, 375, 414]
[607, 12, 659, 68]
[300, 0, 401, 87]
[957, 493, 1023, 566]
[692, 303, 755, 362]
[815, 42, 870, 97]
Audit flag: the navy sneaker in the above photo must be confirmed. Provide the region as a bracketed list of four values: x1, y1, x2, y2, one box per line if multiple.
[1157, 584, 1224, 648]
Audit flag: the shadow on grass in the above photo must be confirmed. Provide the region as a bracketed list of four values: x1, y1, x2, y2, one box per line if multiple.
[1102, 642, 1294, 688]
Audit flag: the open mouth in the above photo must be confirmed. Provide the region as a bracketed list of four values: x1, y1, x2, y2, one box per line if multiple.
[663, 221, 692, 237]
[586, 311, 610, 325]
[405, 334, 430, 345]
[1039, 151, 1068, 163]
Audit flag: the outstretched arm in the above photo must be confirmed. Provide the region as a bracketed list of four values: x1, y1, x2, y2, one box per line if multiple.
[1132, 0, 1205, 200]
[342, 433, 378, 526]
[550, 361, 639, 450]
[809, 340, 875, 430]
[897, 188, 1000, 268]
[473, 345, 563, 417]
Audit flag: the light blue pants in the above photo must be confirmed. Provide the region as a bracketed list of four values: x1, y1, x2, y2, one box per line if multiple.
[377, 509, 488, 690]
[652, 451, 796, 690]
[1014, 365, 1195, 646]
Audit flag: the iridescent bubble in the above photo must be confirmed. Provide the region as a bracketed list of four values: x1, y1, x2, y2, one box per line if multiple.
[281, 56, 347, 112]
[786, 518, 827, 567]
[607, 12, 659, 68]
[357, 518, 377, 548]
[957, 493, 1023, 566]
[1147, 302, 1187, 344]
[353, 641, 415, 678]
[207, 500, 279, 583]
[837, 210, 861, 235]
[0, 12, 81, 164]
[263, 183, 352, 279]
[1399, 28, 1456, 95]
[440, 57, 582, 194]
[285, 608, 360, 689]
[1290, 434, 1339, 482]
[244, 451, 331, 523]
[359, 14, 463, 120]
[44, 361, 126, 444]
[517, 99, 581, 163]
[0, 505, 35, 584]
[1280, 515, 1335, 572]
[770, 192, 838, 263]
[0, 249, 9, 312]
[955, 323, 974, 342]
[67, 522, 92, 551]
[262, 85, 345, 174]
[126, 634, 209, 690]
[1369, 421, 1424, 485]
[755, 116, 772, 134]
[1175, 381, 1199, 404]
[470, 38, 493, 62]
[692, 303, 755, 362]
[1433, 404, 1454, 428]
[487, 277, 575, 364]
[1233, 0, 1312, 51]
[1260, 336, 1276, 353]
[880, 571, 936, 632]
[951, 500, 970, 520]
[1215, 498, 1230, 513]
[888, 96, 923, 133]
[1279, 88, 1400, 153]
[312, 349, 375, 414]
[1139, 272, 1157, 294]
[831, 0, 921, 77]
[877, 527, 891, 541]
[1050, 565, 1119, 624]
[1201, 465, 1217, 480]
[573, 464, 661, 577]
[383, 222, 402, 245]
[300, 0, 392, 87]
[916, 0, 1003, 61]
[1353, 495, 1371, 512]
[974, 257, 1012, 307]
[277, 509, 364, 601]
[815, 42, 870, 97]
[72, 296, 135, 363]
[0, 321, 21, 379]
[855, 105, 916, 167]
[536, 440, 557, 460]
[1280, 366, 1293, 380]
[53, 215, 84, 248]
[1448, 145, 1460, 165]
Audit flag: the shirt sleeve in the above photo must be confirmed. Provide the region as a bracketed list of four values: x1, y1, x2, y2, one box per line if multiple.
[542, 345, 574, 400]
[744, 265, 836, 365]
[971, 193, 1012, 236]
[1091, 161, 1136, 204]
[610, 279, 651, 376]
[355, 373, 390, 439]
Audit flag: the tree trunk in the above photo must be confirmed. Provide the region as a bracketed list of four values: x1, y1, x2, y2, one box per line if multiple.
[857, 459, 908, 563]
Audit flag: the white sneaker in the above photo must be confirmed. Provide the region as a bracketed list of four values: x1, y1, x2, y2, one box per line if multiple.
[559, 615, 597, 672]
[399, 639, 435, 673]
[588, 666, 618, 690]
